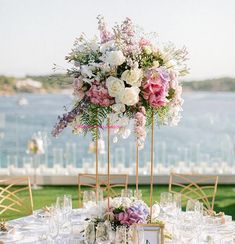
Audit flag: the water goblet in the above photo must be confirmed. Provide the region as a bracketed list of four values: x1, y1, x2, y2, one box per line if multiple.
[48, 216, 59, 240]
[160, 192, 173, 213]
[186, 199, 197, 213]
[83, 190, 96, 209]
[121, 189, 133, 198]
[64, 194, 72, 214]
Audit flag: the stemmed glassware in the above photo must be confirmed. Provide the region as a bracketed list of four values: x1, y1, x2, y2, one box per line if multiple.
[121, 189, 133, 198]
[160, 192, 181, 218]
[83, 190, 96, 209]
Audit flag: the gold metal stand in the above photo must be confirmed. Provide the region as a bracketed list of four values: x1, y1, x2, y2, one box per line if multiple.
[136, 143, 139, 195]
[107, 118, 111, 210]
[150, 112, 154, 222]
[95, 124, 99, 203]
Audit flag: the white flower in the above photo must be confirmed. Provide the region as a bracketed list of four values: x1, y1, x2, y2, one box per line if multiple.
[152, 60, 160, 68]
[144, 45, 152, 55]
[121, 68, 143, 87]
[119, 87, 140, 106]
[105, 50, 125, 66]
[100, 40, 115, 53]
[106, 76, 125, 97]
[111, 103, 126, 113]
[81, 65, 93, 78]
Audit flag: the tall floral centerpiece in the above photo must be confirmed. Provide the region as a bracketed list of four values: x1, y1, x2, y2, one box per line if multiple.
[52, 16, 188, 241]
[52, 16, 188, 149]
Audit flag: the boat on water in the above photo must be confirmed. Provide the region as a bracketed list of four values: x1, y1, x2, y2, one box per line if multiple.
[18, 97, 29, 106]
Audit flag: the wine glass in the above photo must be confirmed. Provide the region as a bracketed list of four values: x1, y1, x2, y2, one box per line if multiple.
[56, 196, 65, 211]
[160, 192, 173, 213]
[121, 189, 133, 198]
[64, 194, 72, 214]
[173, 193, 182, 215]
[47, 216, 59, 240]
[83, 190, 96, 209]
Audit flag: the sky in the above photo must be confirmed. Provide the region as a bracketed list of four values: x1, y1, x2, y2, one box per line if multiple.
[0, 0, 235, 80]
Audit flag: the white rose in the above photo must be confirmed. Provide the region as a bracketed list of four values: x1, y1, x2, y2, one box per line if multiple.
[121, 68, 143, 87]
[106, 50, 125, 66]
[119, 87, 140, 106]
[106, 76, 125, 97]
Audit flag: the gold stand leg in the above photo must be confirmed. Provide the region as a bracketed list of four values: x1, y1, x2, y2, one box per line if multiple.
[150, 112, 154, 222]
[136, 142, 139, 195]
[95, 125, 99, 203]
[107, 118, 110, 210]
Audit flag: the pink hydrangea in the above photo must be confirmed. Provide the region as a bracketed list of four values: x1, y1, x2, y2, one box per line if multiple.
[142, 68, 170, 108]
[73, 78, 85, 101]
[86, 80, 114, 107]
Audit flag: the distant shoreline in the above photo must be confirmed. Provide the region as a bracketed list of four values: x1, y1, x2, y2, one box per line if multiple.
[1, 74, 235, 95]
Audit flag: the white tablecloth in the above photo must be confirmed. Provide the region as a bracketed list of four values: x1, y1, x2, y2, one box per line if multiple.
[2, 209, 235, 243]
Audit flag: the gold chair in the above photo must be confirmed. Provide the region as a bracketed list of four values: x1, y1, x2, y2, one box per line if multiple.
[0, 177, 33, 217]
[169, 173, 218, 212]
[78, 173, 128, 207]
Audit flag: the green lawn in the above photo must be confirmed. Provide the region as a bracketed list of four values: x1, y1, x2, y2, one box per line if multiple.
[2, 185, 235, 220]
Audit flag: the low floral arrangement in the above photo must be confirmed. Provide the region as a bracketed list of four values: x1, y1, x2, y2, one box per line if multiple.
[84, 197, 149, 242]
[52, 16, 188, 148]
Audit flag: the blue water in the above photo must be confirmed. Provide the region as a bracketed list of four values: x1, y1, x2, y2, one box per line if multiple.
[0, 92, 235, 168]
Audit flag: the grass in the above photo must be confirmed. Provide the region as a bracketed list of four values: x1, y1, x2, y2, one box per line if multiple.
[2, 185, 235, 220]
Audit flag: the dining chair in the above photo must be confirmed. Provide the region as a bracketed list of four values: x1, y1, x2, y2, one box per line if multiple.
[0, 176, 33, 217]
[78, 173, 128, 207]
[169, 173, 218, 213]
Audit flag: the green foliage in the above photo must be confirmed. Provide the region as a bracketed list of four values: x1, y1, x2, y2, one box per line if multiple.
[79, 104, 112, 140]
[139, 52, 154, 68]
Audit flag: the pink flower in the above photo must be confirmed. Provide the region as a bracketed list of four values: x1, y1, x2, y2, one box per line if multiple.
[86, 81, 114, 107]
[139, 37, 151, 48]
[142, 68, 170, 108]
